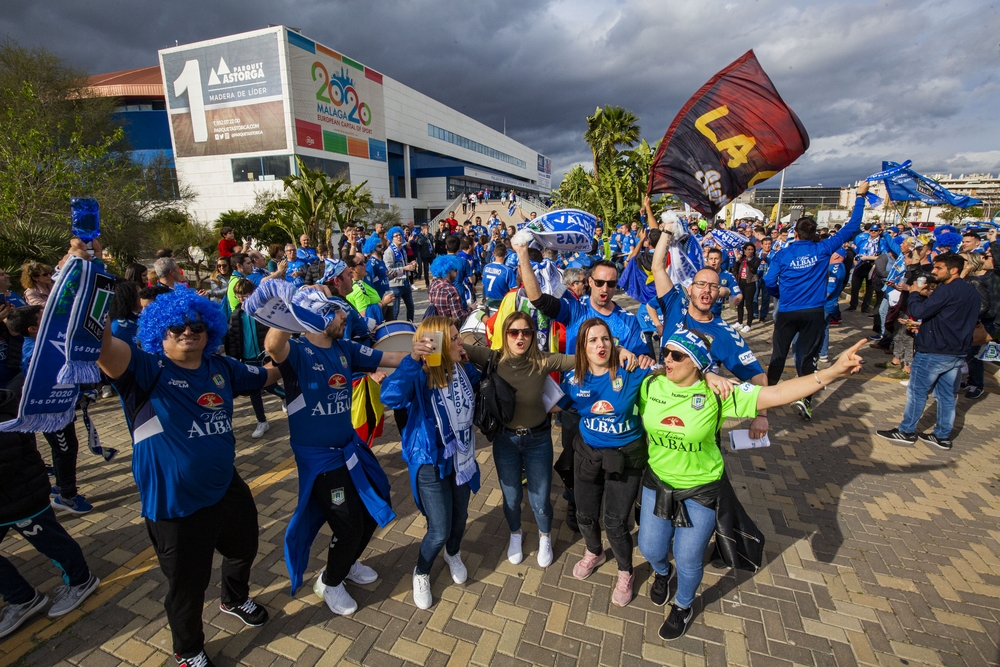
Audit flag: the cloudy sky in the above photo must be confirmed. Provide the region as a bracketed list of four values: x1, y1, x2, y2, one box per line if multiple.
[3, 0, 998, 188]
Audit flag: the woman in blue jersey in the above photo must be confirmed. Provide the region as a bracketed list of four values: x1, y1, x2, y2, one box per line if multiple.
[559, 318, 653, 607]
[381, 317, 481, 611]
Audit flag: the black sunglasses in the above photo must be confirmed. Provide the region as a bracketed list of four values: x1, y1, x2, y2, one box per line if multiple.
[664, 350, 690, 363]
[167, 321, 207, 336]
[592, 279, 617, 289]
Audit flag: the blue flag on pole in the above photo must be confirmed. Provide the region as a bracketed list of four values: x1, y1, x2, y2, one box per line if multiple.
[869, 161, 982, 208]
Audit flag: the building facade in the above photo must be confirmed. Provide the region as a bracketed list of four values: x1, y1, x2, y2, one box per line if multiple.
[91, 26, 550, 227]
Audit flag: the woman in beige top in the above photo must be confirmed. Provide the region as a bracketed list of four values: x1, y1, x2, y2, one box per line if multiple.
[464, 312, 640, 569]
[21, 261, 54, 306]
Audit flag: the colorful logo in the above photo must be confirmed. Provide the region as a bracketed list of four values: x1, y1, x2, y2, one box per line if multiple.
[692, 394, 706, 410]
[212, 373, 225, 389]
[313, 63, 372, 126]
[328, 374, 347, 390]
[612, 377, 623, 392]
[661, 416, 686, 427]
[197, 393, 225, 410]
[590, 401, 614, 415]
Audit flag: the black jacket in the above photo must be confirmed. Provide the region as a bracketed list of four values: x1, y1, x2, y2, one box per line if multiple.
[225, 303, 269, 363]
[0, 387, 50, 525]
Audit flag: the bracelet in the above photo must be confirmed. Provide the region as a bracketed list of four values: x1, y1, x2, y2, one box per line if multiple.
[813, 371, 824, 386]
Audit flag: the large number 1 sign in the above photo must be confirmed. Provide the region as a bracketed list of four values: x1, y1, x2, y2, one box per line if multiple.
[173, 59, 208, 143]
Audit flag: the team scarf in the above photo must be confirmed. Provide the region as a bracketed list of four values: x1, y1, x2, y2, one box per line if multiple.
[513, 209, 596, 253]
[243, 279, 345, 333]
[508, 202, 517, 217]
[79, 390, 117, 461]
[430, 364, 477, 486]
[667, 234, 705, 288]
[0, 257, 114, 433]
[390, 241, 405, 266]
[710, 228, 751, 251]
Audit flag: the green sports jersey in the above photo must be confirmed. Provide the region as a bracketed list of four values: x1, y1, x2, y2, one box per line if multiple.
[639, 376, 761, 489]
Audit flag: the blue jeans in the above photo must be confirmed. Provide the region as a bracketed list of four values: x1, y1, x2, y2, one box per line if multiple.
[391, 283, 414, 322]
[637, 488, 717, 609]
[898, 352, 964, 438]
[415, 465, 470, 574]
[492, 428, 553, 534]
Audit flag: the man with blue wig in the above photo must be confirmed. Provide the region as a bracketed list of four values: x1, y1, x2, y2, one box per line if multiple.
[97, 288, 283, 667]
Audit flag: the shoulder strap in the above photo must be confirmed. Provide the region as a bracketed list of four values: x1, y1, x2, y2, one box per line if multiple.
[713, 390, 724, 451]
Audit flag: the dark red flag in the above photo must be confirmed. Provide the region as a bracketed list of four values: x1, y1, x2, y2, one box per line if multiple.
[648, 50, 809, 218]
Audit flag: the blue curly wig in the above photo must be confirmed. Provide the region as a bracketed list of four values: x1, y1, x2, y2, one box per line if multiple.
[137, 287, 228, 357]
[430, 255, 463, 279]
[934, 232, 963, 253]
[387, 226, 405, 244]
[362, 235, 381, 255]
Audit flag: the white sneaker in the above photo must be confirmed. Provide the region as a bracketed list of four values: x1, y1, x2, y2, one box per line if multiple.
[313, 570, 328, 598]
[818, 355, 829, 363]
[900, 379, 909, 387]
[323, 581, 358, 616]
[100, 386, 113, 399]
[281, 403, 287, 413]
[443, 551, 468, 584]
[251, 421, 270, 439]
[412, 568, 432, 609]
[537, 534, 553, 568]
[507, 531, 523, 565]
[346, 560, 378, 585]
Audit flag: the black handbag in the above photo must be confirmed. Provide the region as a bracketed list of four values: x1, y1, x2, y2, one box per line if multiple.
[473, 350, 516, 442]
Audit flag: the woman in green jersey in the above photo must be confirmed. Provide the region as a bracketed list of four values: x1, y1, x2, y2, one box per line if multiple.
[638, 329, 865, 641]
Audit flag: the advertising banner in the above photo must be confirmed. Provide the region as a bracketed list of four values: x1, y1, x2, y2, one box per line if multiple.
[160, 31, 288, 157]
[287, 32, 387, 163]
[537, 155, 552, 190]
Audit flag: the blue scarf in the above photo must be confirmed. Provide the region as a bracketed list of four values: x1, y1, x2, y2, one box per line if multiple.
[390, 241, 405, 266]
[0, 257, 113, 433]
[284, 437, 395, 594]
[429, 364, 477, 486]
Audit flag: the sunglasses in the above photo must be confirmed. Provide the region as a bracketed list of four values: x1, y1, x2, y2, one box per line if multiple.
[506, 328, 534, 338]
[664, 350, 690, 363]
[591, 279, 617, 289]
[167, 321, 208, 336]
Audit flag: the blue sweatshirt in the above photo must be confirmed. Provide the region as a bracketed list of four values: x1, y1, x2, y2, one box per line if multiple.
[763, 197, 864, 312]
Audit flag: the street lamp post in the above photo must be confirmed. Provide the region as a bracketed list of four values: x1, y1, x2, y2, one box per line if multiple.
[775, 169, 786, 227]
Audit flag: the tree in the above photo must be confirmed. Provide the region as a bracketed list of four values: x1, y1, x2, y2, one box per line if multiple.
[937, 204, 984, 224]
[583, 105, 641, 183]
[331, 183, 374, 237]
[0, 40, 192, 274]
[154, 209, 216, 288]
[363, 197, 402, 230]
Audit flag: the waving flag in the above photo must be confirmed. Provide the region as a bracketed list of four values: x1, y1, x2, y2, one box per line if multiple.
[869, 161, 982, 208]
[648, 50, 809, 218]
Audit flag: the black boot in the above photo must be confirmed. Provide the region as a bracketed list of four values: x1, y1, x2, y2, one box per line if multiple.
[566, 502, 579, 532]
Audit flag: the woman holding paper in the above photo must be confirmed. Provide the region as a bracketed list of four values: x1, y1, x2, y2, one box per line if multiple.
[380, 317, 481, 611]
[637, 330, 866, 641]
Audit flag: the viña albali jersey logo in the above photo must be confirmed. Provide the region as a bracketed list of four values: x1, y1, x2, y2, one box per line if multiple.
[189, 393, 232, 438]
[311, 374, 350, 416]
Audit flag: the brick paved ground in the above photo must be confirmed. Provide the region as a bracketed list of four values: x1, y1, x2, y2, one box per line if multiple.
[2, 289, 999, 667]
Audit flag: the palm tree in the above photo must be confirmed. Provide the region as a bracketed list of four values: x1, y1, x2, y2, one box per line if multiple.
[583, 105, 641, 182]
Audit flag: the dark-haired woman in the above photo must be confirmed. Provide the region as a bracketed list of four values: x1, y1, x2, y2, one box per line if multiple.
[638, 331, 866, 640]
[735, 242, 760, 333]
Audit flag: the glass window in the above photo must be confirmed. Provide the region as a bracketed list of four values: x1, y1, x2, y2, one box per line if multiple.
[262, 155, 291, 180]
[232, 157, 261, 182]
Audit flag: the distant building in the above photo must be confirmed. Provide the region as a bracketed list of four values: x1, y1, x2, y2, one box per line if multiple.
[750, 186, 842, 209]
[840, 173, 997, 223]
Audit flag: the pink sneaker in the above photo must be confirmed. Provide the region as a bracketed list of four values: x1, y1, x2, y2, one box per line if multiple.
[572, 549, 606, 580]
[612, 570, 634, 607]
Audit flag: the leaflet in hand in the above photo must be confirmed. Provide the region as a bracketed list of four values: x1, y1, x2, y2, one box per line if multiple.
[729, 429, 771, 451]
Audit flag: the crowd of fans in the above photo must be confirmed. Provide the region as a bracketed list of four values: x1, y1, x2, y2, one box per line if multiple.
[0, 181, 995, 665]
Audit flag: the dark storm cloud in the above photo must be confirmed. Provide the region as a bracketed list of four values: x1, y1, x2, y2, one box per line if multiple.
[3, 0, 998, 189]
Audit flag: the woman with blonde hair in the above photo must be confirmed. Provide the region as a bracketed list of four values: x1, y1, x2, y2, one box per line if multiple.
[20, 261, 54, 306]
[381, 317, 481, 610]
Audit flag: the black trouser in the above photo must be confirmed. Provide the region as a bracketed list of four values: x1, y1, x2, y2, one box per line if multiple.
[311, 466, 378, 588]
[248, 391, 266, 422]
[554, 409, 580, 502]
[573, 446, 644, 572]
[850, 261, 875, 310]
[0, 507, 90, 605]
[145, 471, 258, 659]
[737, 281, 757, 325]
[418, 259, 431, 286]
[43, 423, 79, 500]
[767, 308, 826, 386]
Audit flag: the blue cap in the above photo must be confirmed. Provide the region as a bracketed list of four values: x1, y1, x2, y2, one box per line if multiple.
[663, 329, 711, 371]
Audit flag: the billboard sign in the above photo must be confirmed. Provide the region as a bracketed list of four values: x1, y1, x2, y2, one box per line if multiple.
[287, 31, 387, 163]
[537, 154, 552, 190]
[160, 31, 288, 157]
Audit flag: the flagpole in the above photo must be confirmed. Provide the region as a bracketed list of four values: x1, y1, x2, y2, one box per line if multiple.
[775, 169, 786, 228]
